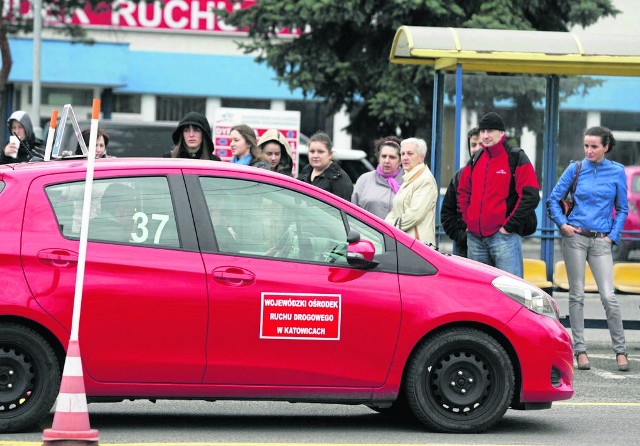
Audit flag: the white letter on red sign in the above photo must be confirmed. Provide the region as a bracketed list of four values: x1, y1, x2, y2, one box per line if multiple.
[191, 1, 215, 30]
[165, 0, 189, 29]
[138, 1, 162, 27]
[112, 0, 137, 26]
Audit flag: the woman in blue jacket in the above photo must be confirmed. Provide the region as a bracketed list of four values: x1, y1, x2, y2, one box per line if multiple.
[547, 126, 629, 372]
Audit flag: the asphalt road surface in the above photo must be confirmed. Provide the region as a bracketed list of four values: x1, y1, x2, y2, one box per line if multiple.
[4, 345, 639, 446]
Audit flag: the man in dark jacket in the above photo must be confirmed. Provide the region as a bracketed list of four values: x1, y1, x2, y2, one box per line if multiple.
[458, 112, 540, 277]
[441, 127, 480, 257]
[2, 110, 45, 164]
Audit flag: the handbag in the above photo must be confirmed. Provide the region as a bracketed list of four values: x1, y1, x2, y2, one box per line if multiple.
[559, 161, 582, 216]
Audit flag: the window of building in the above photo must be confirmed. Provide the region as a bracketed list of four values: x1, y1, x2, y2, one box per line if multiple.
[286, 100, 333, 138]
[156, 96, 206, 121]
[221, 98, 270, 110]
[114, 94, 142, 113]
[34, 87, 94, 107]
[601, 112, 640, 132]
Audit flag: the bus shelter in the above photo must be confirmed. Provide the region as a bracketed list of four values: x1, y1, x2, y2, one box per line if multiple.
[389, 26, 640, 280]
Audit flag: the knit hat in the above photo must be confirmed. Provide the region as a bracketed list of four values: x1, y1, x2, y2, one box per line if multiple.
[478, 112, 505, 132]
[172, 112, 215, 149]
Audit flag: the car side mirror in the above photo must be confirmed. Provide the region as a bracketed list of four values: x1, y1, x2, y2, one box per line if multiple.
[346, 230, 378, 269]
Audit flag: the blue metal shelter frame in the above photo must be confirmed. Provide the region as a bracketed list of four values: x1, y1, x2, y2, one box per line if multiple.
[390, 26, 640, 280]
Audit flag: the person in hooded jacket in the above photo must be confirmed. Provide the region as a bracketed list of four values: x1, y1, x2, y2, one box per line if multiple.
[2, 110, 45, 164]
[164, 112, 220, 160]
[257, 128, 294, 176]
[298, 131, 353, 201]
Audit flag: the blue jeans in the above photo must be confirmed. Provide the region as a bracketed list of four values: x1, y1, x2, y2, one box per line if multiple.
[562, 234, 626, 354]
[467, 231, 523, 277]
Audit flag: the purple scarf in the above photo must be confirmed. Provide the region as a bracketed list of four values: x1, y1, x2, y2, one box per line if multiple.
[376, 165, 401, 194]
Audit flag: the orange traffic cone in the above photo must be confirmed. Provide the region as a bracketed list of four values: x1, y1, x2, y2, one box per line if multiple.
[42, 339, 99, 445]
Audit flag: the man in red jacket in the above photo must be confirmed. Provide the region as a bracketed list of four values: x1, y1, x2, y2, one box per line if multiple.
[457, 112, 540, 277]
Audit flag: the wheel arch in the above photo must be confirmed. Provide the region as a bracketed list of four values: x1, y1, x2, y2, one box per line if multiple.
[0, 316, 66, 368]
[403, 321, 523, 405]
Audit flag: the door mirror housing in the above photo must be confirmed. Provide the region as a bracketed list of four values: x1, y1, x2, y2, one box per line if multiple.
[346, 231, 377, 269]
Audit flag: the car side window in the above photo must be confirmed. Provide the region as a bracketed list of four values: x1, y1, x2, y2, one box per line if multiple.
[346, 215, 385, 254]
[199, 177, 381, 265]
[46, 176, 180, 248]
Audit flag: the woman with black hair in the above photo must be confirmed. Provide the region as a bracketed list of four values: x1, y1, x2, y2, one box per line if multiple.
[547, 126, 630, 372]
[164, 112, 220, 160]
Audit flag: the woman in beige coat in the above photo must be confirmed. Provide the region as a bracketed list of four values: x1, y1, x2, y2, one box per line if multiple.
[385, 138, 438, 246]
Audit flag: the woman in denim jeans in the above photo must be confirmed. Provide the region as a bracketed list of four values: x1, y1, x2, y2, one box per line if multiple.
[547, 126, 629, 372]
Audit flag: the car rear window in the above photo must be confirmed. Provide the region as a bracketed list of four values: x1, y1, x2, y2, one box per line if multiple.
[45, 176, 180, 248]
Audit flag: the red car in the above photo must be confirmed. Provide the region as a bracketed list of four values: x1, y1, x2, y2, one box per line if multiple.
[0, 158, 573, 433]
[613, 165, 640, 260]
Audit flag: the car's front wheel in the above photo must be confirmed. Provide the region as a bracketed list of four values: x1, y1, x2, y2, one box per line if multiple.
[0, 324, 61, 433]
[405, 327, 514, 433]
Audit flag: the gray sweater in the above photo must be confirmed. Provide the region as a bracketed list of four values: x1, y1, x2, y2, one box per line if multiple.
[351, 170, 404, 219]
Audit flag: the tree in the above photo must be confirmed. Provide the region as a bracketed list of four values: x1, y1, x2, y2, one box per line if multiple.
[220, 0, 618, 144]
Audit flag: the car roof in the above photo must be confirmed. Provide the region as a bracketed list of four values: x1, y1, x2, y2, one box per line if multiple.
[2, 157, 286, 179]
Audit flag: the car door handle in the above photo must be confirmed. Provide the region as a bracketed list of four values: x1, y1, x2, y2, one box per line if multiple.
[37, 249, 79, 267]
[212, 267, 256, 286]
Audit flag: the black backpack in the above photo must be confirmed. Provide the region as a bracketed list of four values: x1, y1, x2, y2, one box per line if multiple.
[470, 146, 538, 237]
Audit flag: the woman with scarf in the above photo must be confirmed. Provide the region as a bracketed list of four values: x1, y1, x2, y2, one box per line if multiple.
[352, 137, 403, 219]
[385, 137, 438, 245]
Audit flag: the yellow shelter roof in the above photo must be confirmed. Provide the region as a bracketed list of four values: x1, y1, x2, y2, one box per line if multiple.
[389, 26, 640, 76]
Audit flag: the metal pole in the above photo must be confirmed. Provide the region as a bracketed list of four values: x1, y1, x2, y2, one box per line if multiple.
[32, 0, 42, 138]
[454, 64, 463, 170]
[431, 70, 444, 245]
[541, 75, 560, 281]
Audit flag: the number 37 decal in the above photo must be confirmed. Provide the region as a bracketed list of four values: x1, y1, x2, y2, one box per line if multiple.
[130, 212, 169, 244]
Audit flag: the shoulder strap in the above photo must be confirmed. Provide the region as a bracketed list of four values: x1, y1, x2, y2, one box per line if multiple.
[507, 146, 524, 178]
[569, 161, 582, 193]
[469, 148, 484, 171]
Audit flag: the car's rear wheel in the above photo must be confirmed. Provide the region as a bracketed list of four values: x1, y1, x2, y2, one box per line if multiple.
[405, 327, 514, 433]
[0, 324, 60, 433]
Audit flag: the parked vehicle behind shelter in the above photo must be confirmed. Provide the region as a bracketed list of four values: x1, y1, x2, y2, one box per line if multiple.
[614, 165, 640, 260]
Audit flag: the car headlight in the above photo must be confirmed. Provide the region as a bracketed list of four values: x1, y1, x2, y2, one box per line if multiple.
[492, 276, 559, 320]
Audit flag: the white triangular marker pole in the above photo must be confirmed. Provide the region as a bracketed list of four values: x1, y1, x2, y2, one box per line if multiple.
[70, 98, 100, 341]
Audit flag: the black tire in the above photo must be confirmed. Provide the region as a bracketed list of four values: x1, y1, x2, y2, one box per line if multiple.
[405, 327, 514, 433]
[0, 323, 61, 433]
